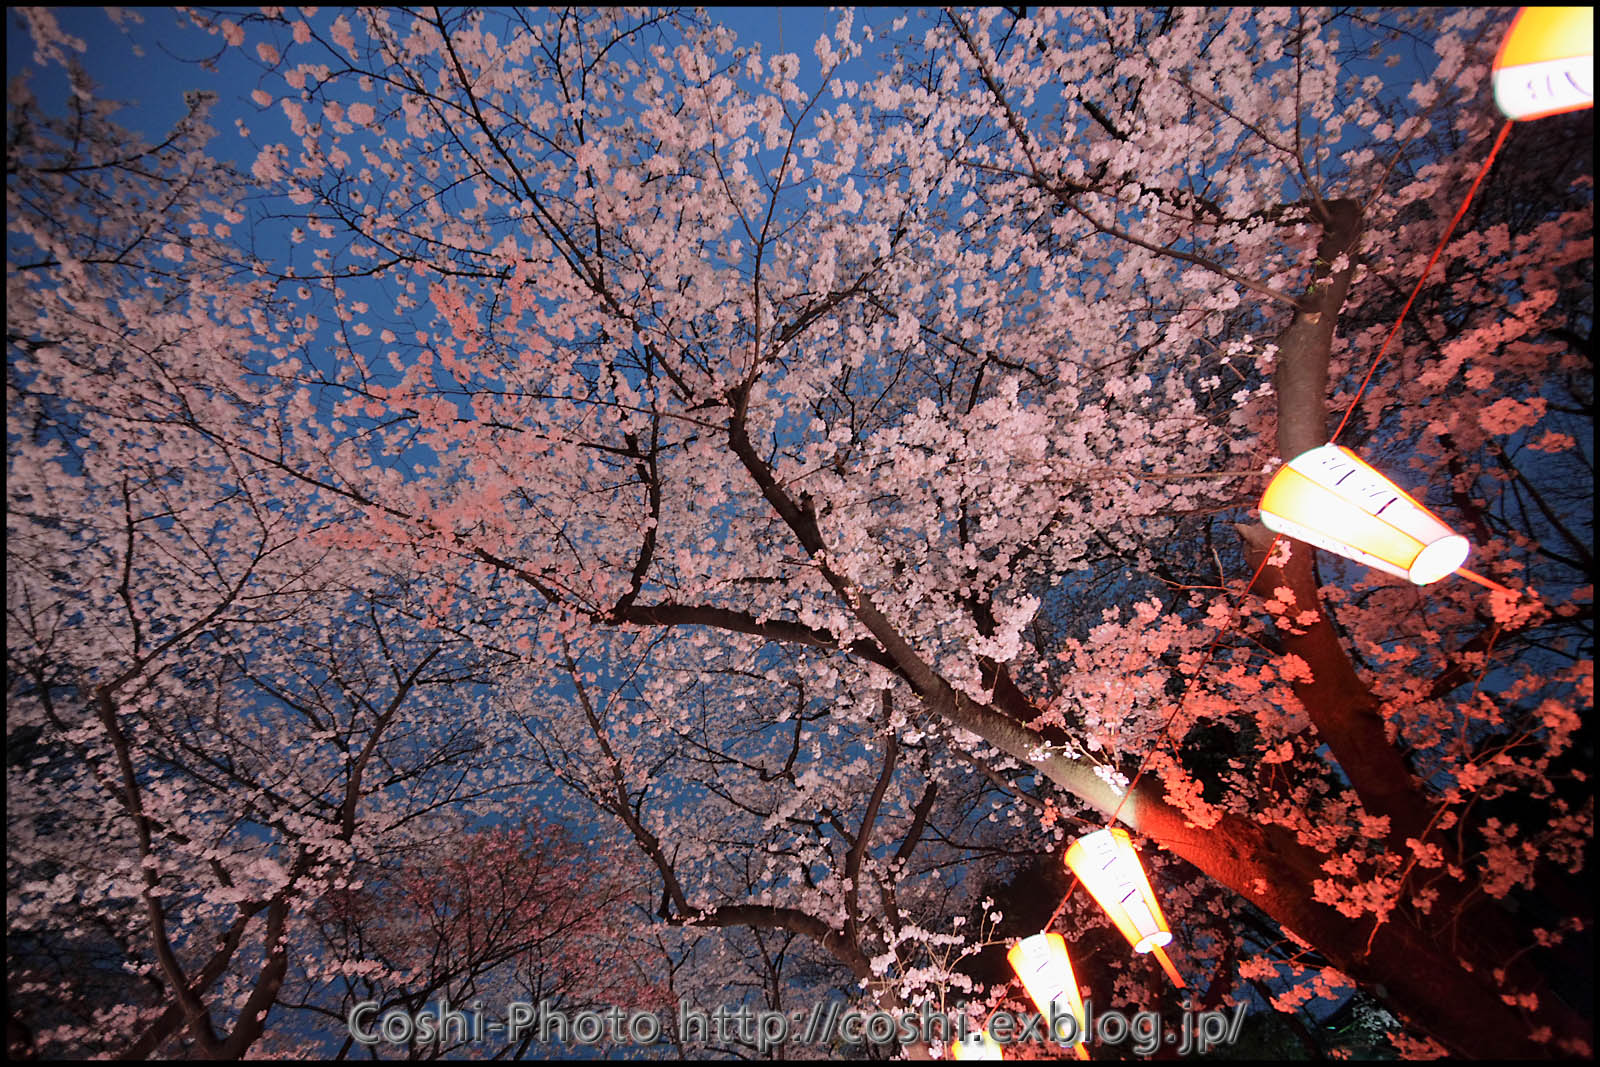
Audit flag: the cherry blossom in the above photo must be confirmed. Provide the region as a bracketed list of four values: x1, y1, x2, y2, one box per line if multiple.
[7, 7, 1591, 1059]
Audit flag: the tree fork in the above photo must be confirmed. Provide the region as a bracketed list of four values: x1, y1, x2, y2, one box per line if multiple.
[937, 686, 1582, 1058]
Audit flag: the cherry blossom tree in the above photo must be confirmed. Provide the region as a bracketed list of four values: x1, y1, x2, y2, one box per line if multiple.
[6, 49, 636, 1058]
[8, 6, 1592, 1060]
[292, 820, 651, 1059]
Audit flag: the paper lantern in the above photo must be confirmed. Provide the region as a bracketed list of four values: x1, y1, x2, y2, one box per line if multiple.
[951, 1029, 1004, 1060]
[1007, 933, 1088, 1052]
[1492, 7, 1594, 121]
[1064, 828, 1185, 987]
[1258, 444, 1469, 586]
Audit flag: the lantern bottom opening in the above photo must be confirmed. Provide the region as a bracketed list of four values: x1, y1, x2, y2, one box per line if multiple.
[1408, 534, 1470, 585]
[1133, 930, 1173, 954]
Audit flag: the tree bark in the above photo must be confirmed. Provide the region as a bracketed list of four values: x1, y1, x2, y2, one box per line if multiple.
[1197, 195, 1592, 1056]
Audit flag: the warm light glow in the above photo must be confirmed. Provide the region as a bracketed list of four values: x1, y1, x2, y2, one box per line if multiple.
[1258, 444, 1470, 585]
[951, 1029, 1004, 1060]
[1492, 7, 1594, 121]
[1064, 828, 1174, 954]
[1007, 933, 1087, 1049]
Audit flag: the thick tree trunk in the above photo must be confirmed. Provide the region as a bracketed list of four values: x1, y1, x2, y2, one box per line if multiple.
[943, 196, 1586, 1057]
[1267, 199, 1444, 853]
[939, 688, 1576, 1058]
[1189, 196, 1588, 1056]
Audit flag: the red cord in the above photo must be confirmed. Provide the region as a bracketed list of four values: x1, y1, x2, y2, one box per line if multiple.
[1029, 117, 1517, 963]
[1331, 119, 1515, 443]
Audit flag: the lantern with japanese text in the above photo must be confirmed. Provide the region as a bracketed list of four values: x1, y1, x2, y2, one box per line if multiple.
[1258, 444, 1470, 586]
[1007, 933, 1089, 1055]
[1064, 827, 1185, 987]
[1492, 7, 1594, 121]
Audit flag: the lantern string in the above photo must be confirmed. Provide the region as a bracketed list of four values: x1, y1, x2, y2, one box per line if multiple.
[1328, 117, 1526, 598]
[1329, 118, 1514, 444]
[1037, 536, 1284, 936]
[1059, 117, 1513, 910]
[995, 113, 1517, 1054]
[1455, 565, 1514, 594]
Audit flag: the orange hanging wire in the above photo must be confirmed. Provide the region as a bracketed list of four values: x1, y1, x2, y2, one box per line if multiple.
[1331, 119, 1515, 444]
[1455, 565, 1514, 594]
[1006, 118, 1520, 1018]
[1041, 534, 1281, 935]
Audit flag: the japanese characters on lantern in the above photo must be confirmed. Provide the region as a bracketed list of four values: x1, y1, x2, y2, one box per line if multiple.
[1007, 933, 1089, 1053]
[1492, 7, 1594, 121]
[1064, 828, 1172, 952]
[1258, 444, 1470, 585]
[1064, 827, 1186, 987]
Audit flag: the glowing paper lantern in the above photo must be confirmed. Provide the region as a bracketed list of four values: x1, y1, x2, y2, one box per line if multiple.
[1063, 828, 1185, 987]
[1492, 7, 1594, 121]
[1258, 444, 1469, 586]
[1007, 933, 1089, 1054]
[951, 1029, 1004, 1060]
